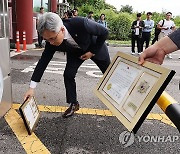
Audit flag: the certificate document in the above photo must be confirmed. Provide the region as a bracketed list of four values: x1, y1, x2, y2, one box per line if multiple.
[103, 62, 141, 105]
[122, 72, 158, 118]
[102, 61, 159, 122]
[19, 97, 40, 135]
[94, 51, 175, 133]
[23, 98, 39, 130]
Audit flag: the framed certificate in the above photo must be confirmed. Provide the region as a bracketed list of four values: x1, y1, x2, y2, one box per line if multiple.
[94, 52, 175, 133]
[19, 97, 40, 135]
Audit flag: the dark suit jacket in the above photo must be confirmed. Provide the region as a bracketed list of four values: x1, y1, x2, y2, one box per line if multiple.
[131, 20, 145, 37]
[31, 17, 109, 82]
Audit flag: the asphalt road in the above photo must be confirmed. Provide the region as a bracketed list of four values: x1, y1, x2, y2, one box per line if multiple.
[0, 46, 180, 154]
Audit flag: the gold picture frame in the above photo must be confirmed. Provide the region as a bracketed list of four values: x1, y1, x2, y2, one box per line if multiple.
[94, 51, 175, 133]
[19, 97, 40, 135]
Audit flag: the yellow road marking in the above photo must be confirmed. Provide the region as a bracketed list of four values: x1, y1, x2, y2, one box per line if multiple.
[12, 103, 176, 128]
[7, 103, 176, 154]
[4, 109, 50, 154]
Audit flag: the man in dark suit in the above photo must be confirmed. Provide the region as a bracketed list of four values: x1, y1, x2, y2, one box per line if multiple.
[24, 12, 110, 118]
[131, 13, 145, 55]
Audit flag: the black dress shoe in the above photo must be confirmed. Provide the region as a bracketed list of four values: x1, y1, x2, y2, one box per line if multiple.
[62, 103, 80, 118]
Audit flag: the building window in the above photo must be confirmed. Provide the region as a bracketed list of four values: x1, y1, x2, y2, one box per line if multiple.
[33, 0, 48, 12]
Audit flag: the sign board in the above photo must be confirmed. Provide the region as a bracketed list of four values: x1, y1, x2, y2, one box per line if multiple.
[19, 97, 40, 135]
[94, 52, 175, 133]
[0, 67, 3, 103]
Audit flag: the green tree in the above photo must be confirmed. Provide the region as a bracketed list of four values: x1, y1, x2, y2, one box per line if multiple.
[120, 5, 133, 14]
[33, 7, 40, 12]
[174, 16, 180, 28]
[68, 0, 106, 9]
[67, 1, 180, 41]
[108, 12, 133, 40]
[104, 3, 116, 11]
[78, 4, 95, 17]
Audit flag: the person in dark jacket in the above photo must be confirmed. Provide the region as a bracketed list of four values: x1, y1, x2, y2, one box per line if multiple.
[131, 13, 145, 55]
[24, 12, 110, 118]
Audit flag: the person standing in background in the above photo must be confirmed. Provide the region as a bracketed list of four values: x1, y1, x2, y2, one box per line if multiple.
[72, 8, 78, 17]
[157, 12, 176, 59]
[97, 13, 109, 45]
[141, 12, 154, 52]
[131, 13, 145, 55]
[151, 22, 162, 45]
[63, 10, 73, 19]
[62, 12, 69, 19]
[97, 13, 107, 28]
[36, 7, 45, 48]
[87, 11, 95, 21]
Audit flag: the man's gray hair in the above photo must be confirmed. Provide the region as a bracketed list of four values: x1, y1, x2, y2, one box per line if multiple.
[37, 12, 64, 35]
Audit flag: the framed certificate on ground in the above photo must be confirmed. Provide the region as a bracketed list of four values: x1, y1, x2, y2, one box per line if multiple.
[94, 51, 175, 133]
[19, 97, 40, 135]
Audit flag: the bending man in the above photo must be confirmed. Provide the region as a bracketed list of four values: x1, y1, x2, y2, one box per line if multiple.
[24, 12, 110, 118]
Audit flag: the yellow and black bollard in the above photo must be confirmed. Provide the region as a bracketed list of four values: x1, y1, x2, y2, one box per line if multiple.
[157, 91, 180, 132]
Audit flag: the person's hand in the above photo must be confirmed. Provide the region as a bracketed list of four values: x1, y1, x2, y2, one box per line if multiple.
[24, 88, 35, 101]
[80, 52, 95, 60]
[145, 25, 150, 28]
[163, 27, 169, 30]
[139, 36, 178, 65]
[138, 45, 166, 65]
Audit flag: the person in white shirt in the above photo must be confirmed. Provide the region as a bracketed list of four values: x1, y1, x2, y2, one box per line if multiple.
[157, 12, 176, 59]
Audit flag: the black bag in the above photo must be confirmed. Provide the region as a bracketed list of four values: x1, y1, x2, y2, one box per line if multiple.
[155, 19, 165, 35]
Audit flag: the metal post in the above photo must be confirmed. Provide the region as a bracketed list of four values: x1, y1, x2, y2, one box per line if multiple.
[41, 0, 43, 7]
[0, 0, 12, 117]
[48, 0, 51, 12]
[157, 91, 180, 132]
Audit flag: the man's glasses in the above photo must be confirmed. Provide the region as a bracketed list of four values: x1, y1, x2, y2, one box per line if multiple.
[45, 30, 61, 43]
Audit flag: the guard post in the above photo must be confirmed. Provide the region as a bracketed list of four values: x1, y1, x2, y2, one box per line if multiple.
[0, 0, 12, 117]
[157, 91, 180, 132]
